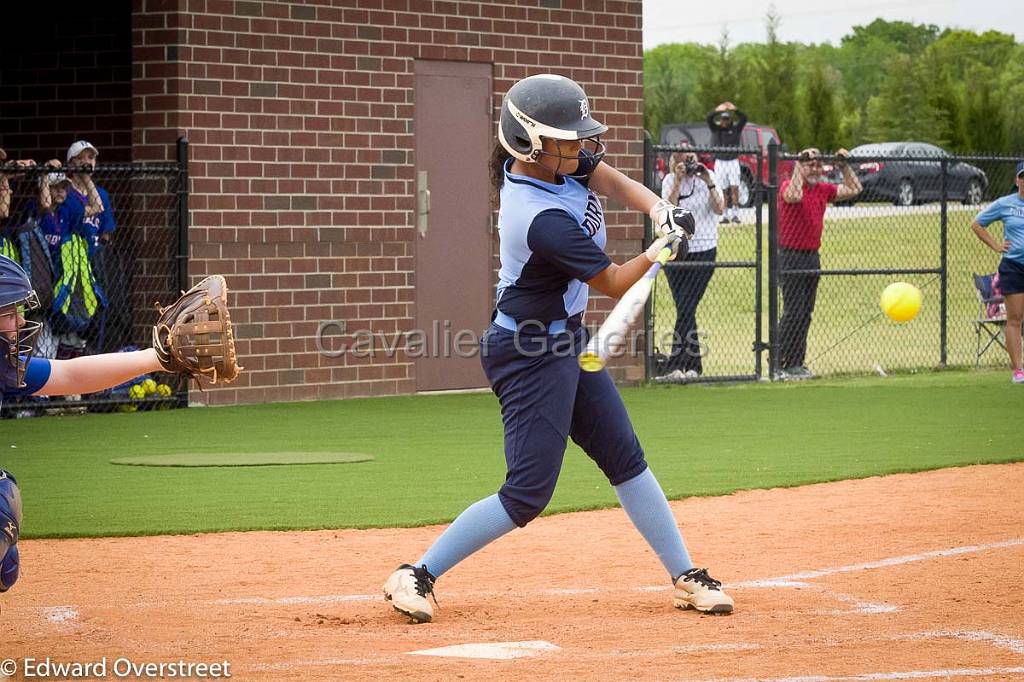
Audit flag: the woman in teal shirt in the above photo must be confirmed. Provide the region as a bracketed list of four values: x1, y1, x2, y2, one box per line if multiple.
[972, 161, 1024, 383]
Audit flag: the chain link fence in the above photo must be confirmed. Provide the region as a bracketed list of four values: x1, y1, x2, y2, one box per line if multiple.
[1, 140, 188, 416]
[646, 138, 1021, 382]
[645, 142, 766, 381]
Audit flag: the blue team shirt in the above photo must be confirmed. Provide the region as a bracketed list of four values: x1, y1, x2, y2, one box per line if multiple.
[37, 198, 87, 262]
[495, 156, 611, 323]
[0, 357, 51, 406]
[67, 186, 115, 253]
[976, 193, 1024, 266]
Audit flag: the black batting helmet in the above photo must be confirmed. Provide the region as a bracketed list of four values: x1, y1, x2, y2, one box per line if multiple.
[498, 74, 608, 166]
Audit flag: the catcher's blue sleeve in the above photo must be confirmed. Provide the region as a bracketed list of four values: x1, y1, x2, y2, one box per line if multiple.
[3, 357, 52, 397]
[0, 352, 49, 395]
[0, 470, 21, 592]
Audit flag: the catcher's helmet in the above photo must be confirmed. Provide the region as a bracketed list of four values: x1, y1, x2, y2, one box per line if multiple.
[498, 74, 608, 170]
[0, 254, 41, 389]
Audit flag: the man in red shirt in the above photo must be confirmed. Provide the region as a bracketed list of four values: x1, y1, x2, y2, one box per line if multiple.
[777, 147, 861, 379]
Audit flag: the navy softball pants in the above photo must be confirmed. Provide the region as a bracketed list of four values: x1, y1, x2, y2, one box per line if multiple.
[480, 323, 648, 527]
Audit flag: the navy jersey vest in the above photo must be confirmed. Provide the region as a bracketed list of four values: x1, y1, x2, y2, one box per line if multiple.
[495, 157, 611, 324]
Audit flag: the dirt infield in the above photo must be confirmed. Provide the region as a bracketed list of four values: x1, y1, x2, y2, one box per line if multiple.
[5, 463, 1024, 681]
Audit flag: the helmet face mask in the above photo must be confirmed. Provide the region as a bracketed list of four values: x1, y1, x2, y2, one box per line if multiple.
[498, 74, 608, 180]
[1, 293, 42, 389]
[0, 255, 42, 389]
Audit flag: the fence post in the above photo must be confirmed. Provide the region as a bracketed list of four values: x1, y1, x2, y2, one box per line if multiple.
[766, 141, 779, 379]
[939, 157, 948, 367]
[176, 137, 190, 407]
[642, 130, 653, 381]
[176, 137, 190, 296]
[754, 149, 765, 379]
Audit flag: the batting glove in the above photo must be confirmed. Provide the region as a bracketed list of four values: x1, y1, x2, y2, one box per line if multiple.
[649, 200, 696, 241]
[645, 232, 686, 262]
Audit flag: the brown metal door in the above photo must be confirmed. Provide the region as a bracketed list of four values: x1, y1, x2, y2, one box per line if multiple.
[413, 61, 492, 391]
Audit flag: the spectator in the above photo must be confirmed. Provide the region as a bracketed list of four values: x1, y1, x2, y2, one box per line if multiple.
[1, 150, 37, 222]
[657, 150, 724, 381]
[39, 159, 105, 358]
[65, 141, 114, 252]
[706, 102, 747, 224]
[776, 147, 862, 380]
[38, 160, 95, 257]
[1, 150, 36, 220]
[970, 161, 1024, 384]
[67, 141, 130, 351]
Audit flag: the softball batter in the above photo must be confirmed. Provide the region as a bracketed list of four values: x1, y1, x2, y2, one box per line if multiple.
[384, 74, 734, 622]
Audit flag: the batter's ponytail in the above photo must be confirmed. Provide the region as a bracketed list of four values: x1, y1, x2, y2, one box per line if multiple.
[490, 142, 511, 195]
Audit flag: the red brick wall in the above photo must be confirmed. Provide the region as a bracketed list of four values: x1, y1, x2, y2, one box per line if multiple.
[0, 4, 132, 163]
[132, 0, 645, 405]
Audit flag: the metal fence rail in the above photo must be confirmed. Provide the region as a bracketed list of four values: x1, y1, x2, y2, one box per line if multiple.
[1, 138, 189, 417]
[645, 139, 1021, 382]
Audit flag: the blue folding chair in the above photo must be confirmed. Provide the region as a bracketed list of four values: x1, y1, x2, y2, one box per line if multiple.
[973, 273, 1006, 367]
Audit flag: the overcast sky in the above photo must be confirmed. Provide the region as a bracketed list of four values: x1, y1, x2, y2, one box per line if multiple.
[643, 0, 1021, 49]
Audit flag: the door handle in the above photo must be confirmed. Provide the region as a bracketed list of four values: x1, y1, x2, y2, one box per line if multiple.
[417, 170, 431, 237]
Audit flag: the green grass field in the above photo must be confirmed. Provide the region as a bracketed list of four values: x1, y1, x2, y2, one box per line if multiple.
[4, 369, 1020, 539]
[651, 206, 1007, 376]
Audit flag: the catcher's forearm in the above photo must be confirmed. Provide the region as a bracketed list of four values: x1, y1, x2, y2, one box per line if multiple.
[34, 349, 162, 396]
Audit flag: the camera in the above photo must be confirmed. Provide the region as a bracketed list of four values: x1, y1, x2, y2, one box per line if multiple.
[684, 160, 702, 175]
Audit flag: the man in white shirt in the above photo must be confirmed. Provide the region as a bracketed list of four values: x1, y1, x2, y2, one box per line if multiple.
[657, 150, 724, 381]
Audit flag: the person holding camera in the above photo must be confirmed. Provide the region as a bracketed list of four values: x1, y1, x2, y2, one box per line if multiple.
[706, 101, 747, 224]
[776, 147, 861, 380]
[1, 150, 37, 222]
[657, 150, 724, 381]
[65, 141, 113, 252]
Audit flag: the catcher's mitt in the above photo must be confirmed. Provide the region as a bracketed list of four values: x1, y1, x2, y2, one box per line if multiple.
[153, 275, 241, 385]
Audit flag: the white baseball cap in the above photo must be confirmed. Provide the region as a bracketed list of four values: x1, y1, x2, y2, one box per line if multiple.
[66, 140, 98, 163]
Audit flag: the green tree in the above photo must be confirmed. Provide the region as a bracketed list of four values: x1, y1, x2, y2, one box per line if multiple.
[642, 21, 1019, 154]
[998, 45, 1024, 153]
[834, 19, 939, 108]
[750, 9, 799, 144]
[865, 54, 946, 145]
[797, 60, 839, 151]
[925, 72, 967, 152]
[963, 65, 1008, 153]
[644, 43, 717, 138]
[695, 29, 741, 114]
[926, 29, 1015, 80]
[837, 105, 864, 148]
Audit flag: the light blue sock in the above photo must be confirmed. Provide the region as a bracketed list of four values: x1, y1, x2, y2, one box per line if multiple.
[416, 494, 517, 579]
[614, 468, 693, 581]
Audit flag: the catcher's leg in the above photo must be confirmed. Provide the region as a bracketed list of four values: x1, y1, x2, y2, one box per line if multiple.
[1, 546, 19, 592]
[0, 470, 22, 592]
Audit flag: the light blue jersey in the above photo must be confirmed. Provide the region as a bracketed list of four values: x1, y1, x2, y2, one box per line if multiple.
[495, 157, 611, 323]
[976, 193, 1024, 266]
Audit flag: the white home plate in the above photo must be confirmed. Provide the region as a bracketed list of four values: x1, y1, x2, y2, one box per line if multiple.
[408, 641, 560, 660]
